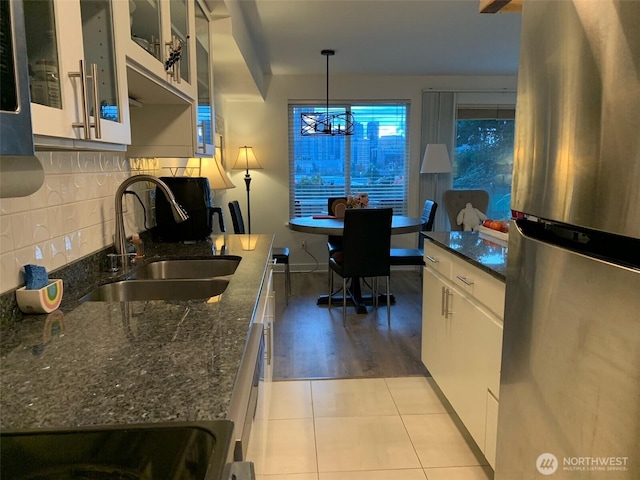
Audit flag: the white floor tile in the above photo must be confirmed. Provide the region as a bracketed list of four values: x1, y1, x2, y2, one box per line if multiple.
[320, 469, 427, 480]
[311, 378, 398, 417]
[402, 414, 487, 468]
[424, 466, 494, 480]
[246, 418, 317, 475]
[315, 415, 421, 472]
[256, 380, 313, 420]
[385, 376, 453, 414]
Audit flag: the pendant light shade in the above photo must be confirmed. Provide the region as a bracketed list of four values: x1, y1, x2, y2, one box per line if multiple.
[300, 50, 354, 136]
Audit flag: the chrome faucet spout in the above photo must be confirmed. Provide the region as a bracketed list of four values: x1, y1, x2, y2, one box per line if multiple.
[114, 175, 189, 255]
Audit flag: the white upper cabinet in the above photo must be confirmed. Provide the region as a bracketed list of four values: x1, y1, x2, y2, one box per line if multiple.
[118, 0, 197, 103]
[24, 0, 131, 149]
[123, 0, 213, 159]
[194, 0, 214, 156]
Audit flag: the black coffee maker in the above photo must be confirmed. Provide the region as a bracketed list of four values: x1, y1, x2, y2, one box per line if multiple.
[155, 177, 225, 242]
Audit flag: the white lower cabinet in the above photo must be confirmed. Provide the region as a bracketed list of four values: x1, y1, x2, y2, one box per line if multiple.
[422, 241, 505, 469]
[485, 390, 500, 468]
[247, 260, 275, 456]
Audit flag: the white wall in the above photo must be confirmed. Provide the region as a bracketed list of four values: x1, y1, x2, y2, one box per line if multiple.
[219, 74, 517, 271]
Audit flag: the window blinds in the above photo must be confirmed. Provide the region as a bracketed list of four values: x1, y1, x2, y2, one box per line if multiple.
[288, 102, 410, 217]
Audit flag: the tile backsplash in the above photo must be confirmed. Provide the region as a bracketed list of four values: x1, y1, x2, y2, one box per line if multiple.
[0, 152, 160, 294]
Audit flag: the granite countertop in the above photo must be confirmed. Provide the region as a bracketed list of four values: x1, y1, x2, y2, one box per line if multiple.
[422, 231, 508, 281]
[0, 233, 273, 431]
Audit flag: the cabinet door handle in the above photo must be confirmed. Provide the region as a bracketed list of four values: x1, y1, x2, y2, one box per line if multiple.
[198, 121, 206, 152]
[444, 288, 453, 319]
[441, 286, 446, 316]
[89, 63, 101, 139]
[425, 254, 439, 264]
[69, 61, 101, 139]
[456, 274, 474, 286]
[69, 59, 90, 139]
[265, 323, 271, 366]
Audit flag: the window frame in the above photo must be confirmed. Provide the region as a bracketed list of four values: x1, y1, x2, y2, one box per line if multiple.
[288, 100, 411, 217]
[453, 105, 516, 220]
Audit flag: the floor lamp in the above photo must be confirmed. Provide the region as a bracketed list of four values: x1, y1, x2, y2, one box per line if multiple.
[420, 144, 452, 230]
[232, 146, 262, 234]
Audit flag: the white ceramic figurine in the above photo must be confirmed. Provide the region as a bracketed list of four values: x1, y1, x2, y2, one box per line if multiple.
[456, 202, 487, 231]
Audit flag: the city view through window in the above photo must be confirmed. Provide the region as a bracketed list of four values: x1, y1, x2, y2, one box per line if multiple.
[289, 103, 410, 216]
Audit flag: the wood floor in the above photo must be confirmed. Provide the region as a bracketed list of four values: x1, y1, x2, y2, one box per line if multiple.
[272, 269, 429, 380]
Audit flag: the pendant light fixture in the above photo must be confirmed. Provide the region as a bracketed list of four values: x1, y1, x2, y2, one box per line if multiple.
[301, 50, 354, 136]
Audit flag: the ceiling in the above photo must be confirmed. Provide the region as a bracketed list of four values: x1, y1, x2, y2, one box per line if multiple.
[209, 0, 522, 100]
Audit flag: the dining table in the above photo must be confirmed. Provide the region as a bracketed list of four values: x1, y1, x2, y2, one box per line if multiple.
[289, 214, 423, 313]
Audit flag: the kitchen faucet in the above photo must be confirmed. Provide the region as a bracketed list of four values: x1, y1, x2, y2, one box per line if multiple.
[114, 175, 189, 258]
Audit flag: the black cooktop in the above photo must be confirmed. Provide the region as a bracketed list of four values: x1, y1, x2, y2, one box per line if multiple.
[0, 421, 234, 480]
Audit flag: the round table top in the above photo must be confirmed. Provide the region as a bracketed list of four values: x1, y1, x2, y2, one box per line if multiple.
[288, 215, 423, 236]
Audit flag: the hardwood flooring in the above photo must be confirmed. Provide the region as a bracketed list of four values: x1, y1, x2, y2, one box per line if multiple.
[272, 269, 429, 380]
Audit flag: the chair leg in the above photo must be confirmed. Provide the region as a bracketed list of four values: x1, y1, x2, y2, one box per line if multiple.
[386, 275, 391, 326]
[373, 277, 378, 310]
[328, 269, 333, 309]
[342, 277, 347, 327]
[285, 262, 291, 305]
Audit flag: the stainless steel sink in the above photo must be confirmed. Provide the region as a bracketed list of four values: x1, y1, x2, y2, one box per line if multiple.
[128, 257, 241, 280]
[81, 278, 229, 302]
[1, 420, 234, 480]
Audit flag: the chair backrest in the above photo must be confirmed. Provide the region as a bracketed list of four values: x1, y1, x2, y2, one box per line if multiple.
[418, 200, 438, 249]
[327, 197, 347, 247]
[443, 190, 489, 231]
[328, 197, 347, 215]
[228, 200, 246, 234]
[421, 200, 438, 232]
[340, 208, 392, 278]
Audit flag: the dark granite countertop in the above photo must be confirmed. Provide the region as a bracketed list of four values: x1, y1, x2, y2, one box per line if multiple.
[422, 231, 507, 281]
[0, 234, 273, 431]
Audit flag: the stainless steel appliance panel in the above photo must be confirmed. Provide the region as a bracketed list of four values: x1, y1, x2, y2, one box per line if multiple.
[496, 224, 640, 479]
[511, 0, 640, 239]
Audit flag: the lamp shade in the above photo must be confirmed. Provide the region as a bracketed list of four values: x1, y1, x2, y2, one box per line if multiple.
[232, 146, 263, 171]
[420, 144, 452, 174]
[200, 156, 236, 190]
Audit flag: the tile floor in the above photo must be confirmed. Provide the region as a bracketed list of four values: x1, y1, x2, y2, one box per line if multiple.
[246, 376, 494, 480]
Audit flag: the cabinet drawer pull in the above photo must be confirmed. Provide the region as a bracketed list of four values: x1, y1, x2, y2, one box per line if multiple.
[425, 255, 439, 264]
[456, 274, 474, 286]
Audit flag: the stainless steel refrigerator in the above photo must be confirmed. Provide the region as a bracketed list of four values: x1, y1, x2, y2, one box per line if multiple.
[495, 1, 640, 479]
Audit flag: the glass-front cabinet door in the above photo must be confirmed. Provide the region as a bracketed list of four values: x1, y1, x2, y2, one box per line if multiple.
[23, 0, 130, 147]
[170, 0, 191, 85]
[116, 0, 196, 101]
[195, 0, 213, 155]
[129, 0, 163, 62]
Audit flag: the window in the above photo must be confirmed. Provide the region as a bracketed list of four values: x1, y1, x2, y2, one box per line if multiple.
[289, 102, 410, 217]
[453, 106, 515, 220]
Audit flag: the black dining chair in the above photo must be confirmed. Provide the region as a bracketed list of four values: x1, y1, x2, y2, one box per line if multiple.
[228, 200, 291, 304]
[329, 208, 393, 326]
[389, 199, 438, 267]
[326, 197, 347, 287]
